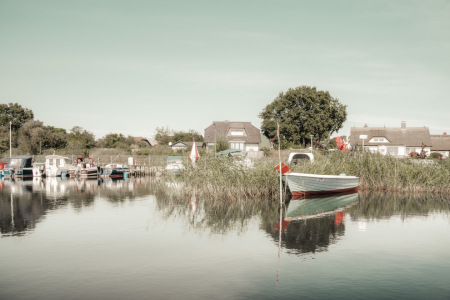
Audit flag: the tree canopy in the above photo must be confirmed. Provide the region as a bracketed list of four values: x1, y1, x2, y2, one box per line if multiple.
[17, 120, 67, 154]
[173, 129, 203, 143]
[0, 102, 34, 131]
[101, 133, 134, 150]
[259, 86, 347, 148]
[67, 126, 96, 156]
[154, 126, 203, 145]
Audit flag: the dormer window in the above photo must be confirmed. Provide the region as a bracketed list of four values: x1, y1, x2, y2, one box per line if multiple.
[231, 130, 244, 136]
[369, 137, 388, 143]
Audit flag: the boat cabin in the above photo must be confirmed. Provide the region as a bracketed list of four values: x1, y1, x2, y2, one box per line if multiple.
[3, 156, 33, 177]
[288, 152, 314, 164]
[45, 155, 70, 169]
[74, 156, 95, 168]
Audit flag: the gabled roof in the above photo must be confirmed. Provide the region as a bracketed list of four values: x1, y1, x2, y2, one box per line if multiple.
[430, 135, 450, 151]
[134, 137, 158, 146]
[349, 127, 432, 147]
[171, 141, 203, 148]
[204, 121, 261, 144]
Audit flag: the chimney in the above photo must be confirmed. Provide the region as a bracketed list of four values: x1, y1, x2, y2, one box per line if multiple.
[401, 121, 406, 130]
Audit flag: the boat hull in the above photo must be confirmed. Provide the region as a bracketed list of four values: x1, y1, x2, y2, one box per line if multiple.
[100, 167, 130, 178]
[2, 168, 33, 178]
[80, 168, 98, 177]
[285, 173, 359, 196]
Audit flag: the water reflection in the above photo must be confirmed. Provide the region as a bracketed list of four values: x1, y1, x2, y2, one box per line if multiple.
[0, 177, 153, 236]
[1, 176, 449, 243]
[1, 177, 450, 299]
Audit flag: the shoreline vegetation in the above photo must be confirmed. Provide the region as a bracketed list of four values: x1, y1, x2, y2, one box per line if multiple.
[1, 148, 449, 198]
[166, 150, 450, 199]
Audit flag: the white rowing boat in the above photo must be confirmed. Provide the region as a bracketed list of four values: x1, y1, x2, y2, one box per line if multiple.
[284, 172, 359, 196]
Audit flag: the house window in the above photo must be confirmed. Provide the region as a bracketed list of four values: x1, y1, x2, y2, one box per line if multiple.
[231, 131, 244, 136]
[231, 142, 244, 150]
[369, 137, 388, 143]
[56, 159, 61, 166]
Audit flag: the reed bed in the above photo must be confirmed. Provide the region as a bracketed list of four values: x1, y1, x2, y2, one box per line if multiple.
[171, 155, 286, 201]
[293, 151, 450, 194]
[169, 151, 450, 199]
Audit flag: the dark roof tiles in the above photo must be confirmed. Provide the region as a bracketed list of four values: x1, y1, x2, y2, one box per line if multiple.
[204, 121, 261, 144]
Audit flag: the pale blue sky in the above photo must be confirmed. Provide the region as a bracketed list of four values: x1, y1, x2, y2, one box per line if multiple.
[1, 0, 449, 139]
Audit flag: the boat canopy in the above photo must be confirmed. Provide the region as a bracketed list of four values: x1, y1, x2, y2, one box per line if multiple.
[74, 156, 94, 166]
[288, 152, 314, 164]
[167, 156, 183, 164]
[215, 149, 246, 158]
[5, 156, 33, 168]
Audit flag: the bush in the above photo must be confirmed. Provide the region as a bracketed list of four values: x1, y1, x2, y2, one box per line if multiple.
[262, 147, 271, 157]
[429, 152, 443, 159]
[409, 151, 419, 158]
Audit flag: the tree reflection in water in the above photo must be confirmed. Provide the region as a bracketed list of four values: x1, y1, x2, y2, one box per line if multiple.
[1, 177, 449, 248]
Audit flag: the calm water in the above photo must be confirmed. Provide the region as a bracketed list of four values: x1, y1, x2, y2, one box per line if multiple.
[1, 177, 449, 300]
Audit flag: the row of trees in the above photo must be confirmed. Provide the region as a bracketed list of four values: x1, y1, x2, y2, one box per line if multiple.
[2, 85, 347, 155]
[0, 103, 205, 156]
[154, 126, 203, 145]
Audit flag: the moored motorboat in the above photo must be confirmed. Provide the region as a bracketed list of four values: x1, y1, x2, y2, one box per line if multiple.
[69, 156, 98, 178]
[165, 156, 184, 174]
[2, 156, 33, 178]
[284, 172, 359, 196]
[45, 155, 71, 177]
[99, 164, 130, 178]
[33, 162, 46, 177]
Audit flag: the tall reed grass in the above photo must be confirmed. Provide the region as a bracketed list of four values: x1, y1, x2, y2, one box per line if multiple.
[293, 151, 450, 194]
[170, 150, 450, 199]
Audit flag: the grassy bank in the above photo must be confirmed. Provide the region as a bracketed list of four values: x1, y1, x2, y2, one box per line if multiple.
[170, 150, 450, 199]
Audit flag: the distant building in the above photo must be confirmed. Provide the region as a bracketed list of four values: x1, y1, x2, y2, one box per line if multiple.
[171, 141, 203, 152]
[349, 121, 432, 156]
[204, 121, 261, 152]
[133, 137, 158, 147]
[430, 133, 450, 158]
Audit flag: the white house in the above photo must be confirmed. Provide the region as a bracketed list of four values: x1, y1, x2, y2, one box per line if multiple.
[349, 122, 432, 157]
[204, 121, 261, 152]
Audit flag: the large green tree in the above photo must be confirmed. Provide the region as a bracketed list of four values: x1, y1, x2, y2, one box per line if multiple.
[173, 129, 203, 143]
[68, 126, 96, 156]
[17, 120, 68, 154]
[102, 133, 134, 150]
[0, 102, 34, 131]
[259, 86, 347, 148]
[153, 126, 173, 145]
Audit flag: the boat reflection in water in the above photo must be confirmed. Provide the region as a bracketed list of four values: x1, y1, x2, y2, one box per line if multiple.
[271, 191, 359, 257]
[286, 191, 359, 221]
[0, 177, 150, 236]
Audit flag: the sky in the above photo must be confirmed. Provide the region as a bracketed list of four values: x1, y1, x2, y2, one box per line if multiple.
[0, 0, 449, 139]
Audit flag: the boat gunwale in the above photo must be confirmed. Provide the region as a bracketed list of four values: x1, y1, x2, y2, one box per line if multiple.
[285, 172, 359, 179]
